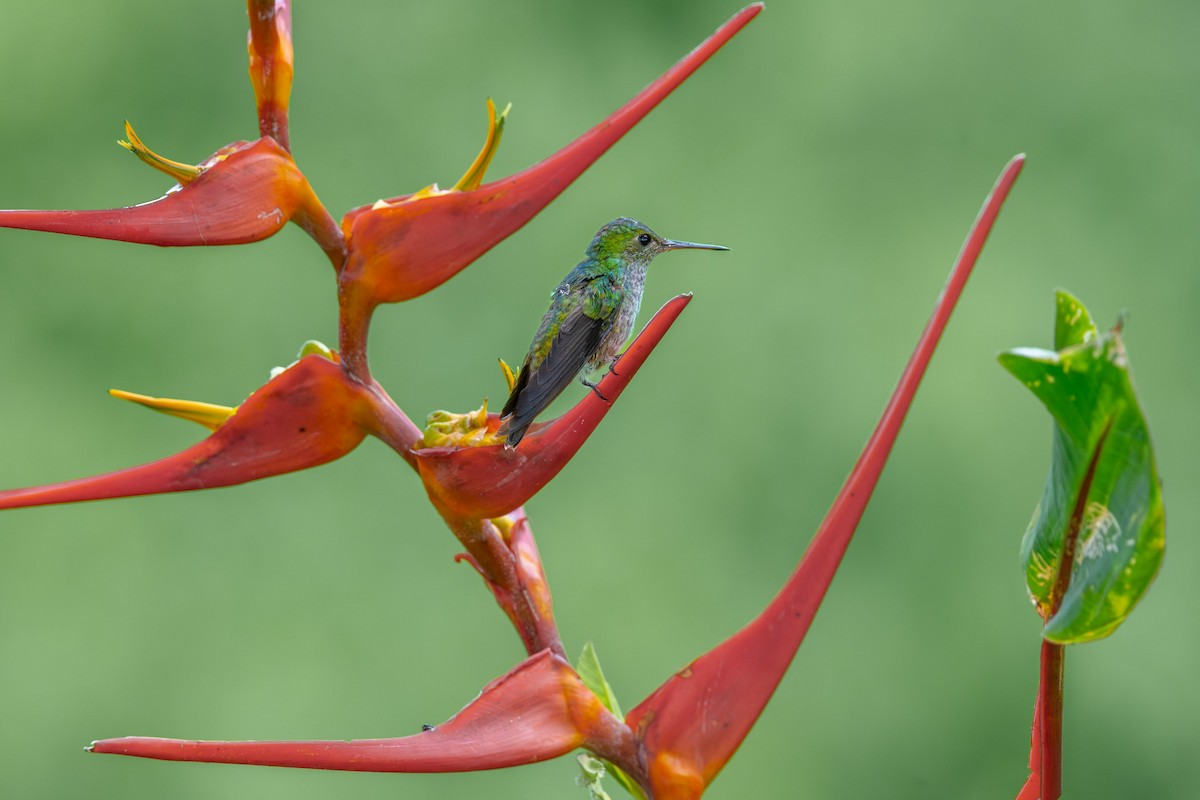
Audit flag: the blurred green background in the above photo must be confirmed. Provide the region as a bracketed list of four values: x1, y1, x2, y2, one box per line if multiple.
[1, 1, 1196, 798]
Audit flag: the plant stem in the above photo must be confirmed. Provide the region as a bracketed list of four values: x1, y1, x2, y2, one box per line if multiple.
[1037, 639, 1065, 800]
[444, 513, 565, 659]
[337, 282, 376, 383]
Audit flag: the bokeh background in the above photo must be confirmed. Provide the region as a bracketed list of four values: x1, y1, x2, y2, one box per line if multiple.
[1, 1, 1196, 798]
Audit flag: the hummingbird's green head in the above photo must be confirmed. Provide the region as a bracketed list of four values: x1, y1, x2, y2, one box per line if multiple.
[585, 217, 728, 264]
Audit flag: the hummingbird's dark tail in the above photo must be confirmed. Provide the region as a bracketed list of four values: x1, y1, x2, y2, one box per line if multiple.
[498, 357, 534, 448]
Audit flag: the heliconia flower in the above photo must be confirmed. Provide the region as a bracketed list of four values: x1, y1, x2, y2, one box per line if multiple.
[247, 0, 294, 152]
[87, 157, 1027, 799]
[335, 5, 762, 307]
[0, 134, 345, 266]
[414, 294, 692, 520]
[0, 355, 374, 512]
[623, 155, 1026, 799]
[89, 648, 634, 775]
[420, 398, 506, 449]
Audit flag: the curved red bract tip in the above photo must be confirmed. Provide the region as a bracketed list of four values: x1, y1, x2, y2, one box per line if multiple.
[0, 137, 343, 263]
[90, 650, 617, 773]
[626, 156, 1026, 798]
[338, 5, 761, 304]
[0, 356, 374, 511]
[413, 295, 692, 519]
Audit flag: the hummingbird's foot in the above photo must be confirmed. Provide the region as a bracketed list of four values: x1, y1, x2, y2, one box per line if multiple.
[581, 378, 609, 402]
[608, 353, 624, 376]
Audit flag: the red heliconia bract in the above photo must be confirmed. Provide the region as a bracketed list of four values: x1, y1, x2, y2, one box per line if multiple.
[625, 155, 1026, 799]
[0, 137, 344, 266]
[336, 6, 763, 307]
[0, 356, 376, 511]
[414, 295, 693, 519]
[90, 649, 633, 774]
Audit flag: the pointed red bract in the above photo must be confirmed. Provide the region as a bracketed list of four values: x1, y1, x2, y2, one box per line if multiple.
[337, 5, 762, 304]
[90, 649, 621, 773]
[0, 138, 344, 265]
[0, 356, 374, 511]
[414, 295, 692, 519]
[624, 156, 1027, 798]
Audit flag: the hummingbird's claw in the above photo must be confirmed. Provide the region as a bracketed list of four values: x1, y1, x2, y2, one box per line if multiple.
[581, 378, 609, 403]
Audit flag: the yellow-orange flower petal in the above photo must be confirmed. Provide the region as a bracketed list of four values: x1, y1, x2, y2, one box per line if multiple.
[453, 99, 511, 193]
[498, 358, 518, 394]
[117, 120, 203, 185]
[108, 389, 236, 431]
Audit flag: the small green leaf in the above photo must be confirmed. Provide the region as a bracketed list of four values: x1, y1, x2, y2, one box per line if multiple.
[999, 290, 1164, 643]
[576, 643, 646, 800]
[577, 753, 615, 800]
[577, 641, 624, 718]
[1053, 290, 1098, 350]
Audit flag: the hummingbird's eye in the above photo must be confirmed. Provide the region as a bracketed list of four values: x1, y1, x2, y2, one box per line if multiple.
[637, 233, 652, 246]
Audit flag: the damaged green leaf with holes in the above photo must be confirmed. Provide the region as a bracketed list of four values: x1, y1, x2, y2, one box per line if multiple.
[998, 290, 1164, 643]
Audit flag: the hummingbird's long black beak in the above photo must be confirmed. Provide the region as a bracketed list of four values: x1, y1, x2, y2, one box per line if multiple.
[662, 239, 730, 251]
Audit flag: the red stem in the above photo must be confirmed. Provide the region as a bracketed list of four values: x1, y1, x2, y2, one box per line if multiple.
[338, 281, 376, 383]
[1037, 639, 1065, 800]
[445, 514, 565, 659]
[362, 383, 423, 469]
[247, 0, 292, 152]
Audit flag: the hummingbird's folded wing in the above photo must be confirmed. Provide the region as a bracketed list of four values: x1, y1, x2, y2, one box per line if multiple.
[500, 304, 608, 446]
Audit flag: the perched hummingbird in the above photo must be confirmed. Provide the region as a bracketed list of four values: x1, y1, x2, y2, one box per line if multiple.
[498, 217, 728, 448]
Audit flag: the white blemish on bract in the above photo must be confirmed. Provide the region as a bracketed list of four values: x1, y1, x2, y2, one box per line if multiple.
[1078, 502, 1121, 563]
[258, 207, 285, 226]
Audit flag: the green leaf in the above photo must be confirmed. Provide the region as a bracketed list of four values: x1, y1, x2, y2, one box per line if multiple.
[577, 641, 624, 719]
[577, 754, 616, 800]
[998, 290, 1164, 643]
[576, 643, 646, 800]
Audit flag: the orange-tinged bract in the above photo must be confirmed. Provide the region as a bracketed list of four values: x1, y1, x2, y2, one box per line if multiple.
[0, 137, 344, 265]
[336, 5, 762, 306]
[90, 649, 630, 774]
[0, 356, 375, 511]
[414, 295, 693, 520]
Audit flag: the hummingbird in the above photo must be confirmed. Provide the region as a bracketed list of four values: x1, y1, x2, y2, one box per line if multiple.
[498, 217, 728, 448]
